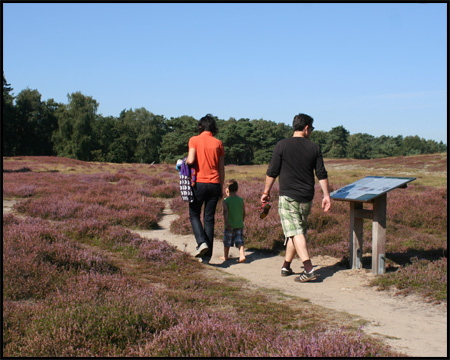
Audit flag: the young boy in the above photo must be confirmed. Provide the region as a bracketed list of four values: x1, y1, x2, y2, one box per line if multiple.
[222, 179, 246, 263]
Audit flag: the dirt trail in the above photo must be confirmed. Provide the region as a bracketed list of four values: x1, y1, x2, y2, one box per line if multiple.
[133, 200, 447, 358]
[4, 199, 447, 357]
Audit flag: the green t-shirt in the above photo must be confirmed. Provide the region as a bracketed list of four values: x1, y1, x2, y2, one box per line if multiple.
[224, 196, 244, 229]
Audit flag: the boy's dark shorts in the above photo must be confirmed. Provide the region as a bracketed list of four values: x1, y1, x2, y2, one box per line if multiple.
[223, 228, 244, 248]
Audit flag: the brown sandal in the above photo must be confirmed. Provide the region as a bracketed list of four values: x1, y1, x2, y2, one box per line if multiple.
[259, 202, 271, 219]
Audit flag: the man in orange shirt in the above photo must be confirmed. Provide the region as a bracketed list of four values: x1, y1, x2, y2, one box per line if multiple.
[187, 114, 225, 262]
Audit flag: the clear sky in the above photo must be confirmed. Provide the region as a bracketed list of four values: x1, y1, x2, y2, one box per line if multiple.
[3, 3, 447, 143]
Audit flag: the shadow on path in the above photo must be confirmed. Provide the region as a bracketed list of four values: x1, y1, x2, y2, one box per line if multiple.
[209, 249, 278, 269]
[208, 247, 349, 283]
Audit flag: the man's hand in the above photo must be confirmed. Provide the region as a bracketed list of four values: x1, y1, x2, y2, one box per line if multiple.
[322, 195, 331, 212]
[319, 178, 331, 212]
[261, 193, 271, 203]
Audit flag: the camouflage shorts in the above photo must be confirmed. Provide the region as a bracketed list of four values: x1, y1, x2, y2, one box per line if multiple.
[278, 196, 312, 243]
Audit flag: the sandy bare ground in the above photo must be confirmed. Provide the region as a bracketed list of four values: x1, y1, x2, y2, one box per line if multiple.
[4, 199, 447, 357]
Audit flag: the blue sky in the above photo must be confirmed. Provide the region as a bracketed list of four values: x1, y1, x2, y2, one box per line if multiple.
[3, 3, 447, 143]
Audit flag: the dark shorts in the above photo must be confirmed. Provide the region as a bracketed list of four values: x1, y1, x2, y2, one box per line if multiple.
[223, 228, 244, 248]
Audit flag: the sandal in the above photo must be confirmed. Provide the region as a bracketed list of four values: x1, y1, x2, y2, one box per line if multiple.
[259, 202, 271, 219]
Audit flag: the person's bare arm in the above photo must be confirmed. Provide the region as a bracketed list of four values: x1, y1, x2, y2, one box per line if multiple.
[186, 147, 196, 165]
[223, 200, 231, 230]
[261, 175, 276, 203]
[218, 155, 225, 188]
[319, 178, 331, 212]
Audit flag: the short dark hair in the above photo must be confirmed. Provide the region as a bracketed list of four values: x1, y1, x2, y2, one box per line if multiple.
[292, 113, 314, 131]
[198, 114, 218, 135]
[226, 179, 238, 192]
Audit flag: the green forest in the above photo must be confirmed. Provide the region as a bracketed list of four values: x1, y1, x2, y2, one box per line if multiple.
[3, 73, 447, 165]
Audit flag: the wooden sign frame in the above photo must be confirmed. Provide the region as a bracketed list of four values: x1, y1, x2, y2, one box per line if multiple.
[331, 176, 416, 275]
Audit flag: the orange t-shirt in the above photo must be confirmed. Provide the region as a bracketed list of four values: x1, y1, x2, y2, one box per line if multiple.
[188, 131, 224, 184]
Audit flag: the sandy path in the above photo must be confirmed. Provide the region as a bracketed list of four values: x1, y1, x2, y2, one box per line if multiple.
[4, 199, 447, 357]
[133, 200, 447, 358]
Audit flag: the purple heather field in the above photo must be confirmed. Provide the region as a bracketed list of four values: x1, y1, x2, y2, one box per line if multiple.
[3, 155, 446, 356]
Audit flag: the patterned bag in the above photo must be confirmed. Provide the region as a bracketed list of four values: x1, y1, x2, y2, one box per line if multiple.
[179, 158, 194, 202]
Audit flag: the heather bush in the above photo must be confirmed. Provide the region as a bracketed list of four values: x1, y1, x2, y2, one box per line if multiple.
[2, 182, 37, 197]
[113, 207, 163, 229]
[2, 213, 20, 226]
[101, 172, 131, 183]
[149, 183, 179, 198]
[170, 196, 187, 214]
[3, 172, 88, 198]
[385, 225, 446, 255]
[388, 186, 447, 234]
[3, 215, 118, 301]
[102, 225, 144, 249]
[303, 189, 351, 258]
[169, 197, 194, 235]
[4, 272, 397, 358]
[3, 173, 45, 197]
[263, 327, 394, 357]
[143, 312, 393, 357]
[145, 176, 166, 186]
[64, 219, 142, 249]
[64, 218, 110, 239]
[145, 311, 264, 356]
[137, 186, 153, 197]
[16, 196, 84, 220]
[169, 216, 193, 235]
[3, 166, 172, 229]
[3, 273, 183, 357]
[138, 237, 187, 266]
[14, 187, 164, 229]
[62, 218, 188, 270]
[371, 257, 447, 302]
[157, 170, 178, 180]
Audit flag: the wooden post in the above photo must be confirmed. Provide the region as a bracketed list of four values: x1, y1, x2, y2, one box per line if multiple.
[372, 193, 387, 275]
[349, 202, 364, 269]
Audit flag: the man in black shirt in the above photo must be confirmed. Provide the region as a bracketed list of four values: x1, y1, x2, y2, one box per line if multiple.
[261, 113, 331, 282]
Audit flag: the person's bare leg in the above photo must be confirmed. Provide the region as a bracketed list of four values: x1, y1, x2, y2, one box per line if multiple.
[285, 237, 296, 262]
[292, 233, 314, 273]
[291, 234, 310, 262]
[238, 245, 246, 262]
[220, 246, 230, 261]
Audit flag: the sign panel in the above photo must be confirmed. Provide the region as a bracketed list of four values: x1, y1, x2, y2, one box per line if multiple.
[330, 176, 416, 202]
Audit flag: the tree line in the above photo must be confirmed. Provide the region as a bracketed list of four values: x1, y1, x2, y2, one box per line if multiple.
[3, 73, 447, 165]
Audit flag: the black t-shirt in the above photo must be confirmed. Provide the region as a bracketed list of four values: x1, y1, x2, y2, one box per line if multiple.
[266, 136, 328, 203]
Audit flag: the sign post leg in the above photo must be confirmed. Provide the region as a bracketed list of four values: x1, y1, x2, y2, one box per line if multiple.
[372, 194, 387, 275]
[350, 202, 363, 269]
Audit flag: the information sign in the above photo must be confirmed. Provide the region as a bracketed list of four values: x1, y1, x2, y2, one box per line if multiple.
[330, 176, 416, 202]
[330, 175, 416, 274]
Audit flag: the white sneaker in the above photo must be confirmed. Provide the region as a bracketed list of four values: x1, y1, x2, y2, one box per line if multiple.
[194, 242, 209, 257]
